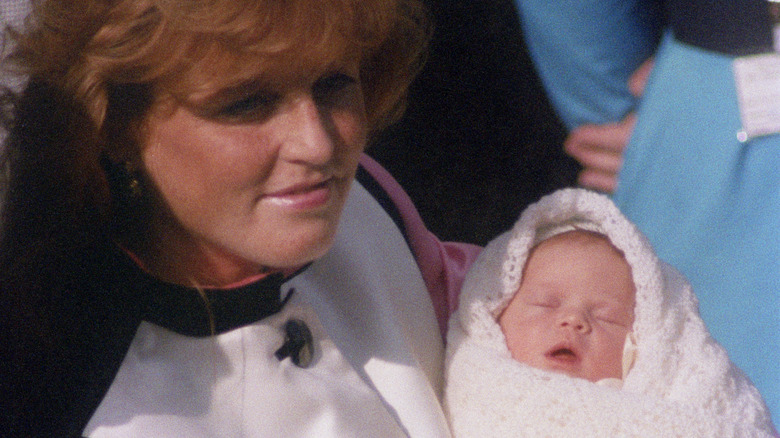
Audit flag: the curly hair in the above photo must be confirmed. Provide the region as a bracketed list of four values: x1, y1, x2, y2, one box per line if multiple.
[13, 0, 427, 130]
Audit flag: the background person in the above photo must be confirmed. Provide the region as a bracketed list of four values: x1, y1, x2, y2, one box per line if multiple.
[368, 0, 579, 245]
[515, 0, 780, 419]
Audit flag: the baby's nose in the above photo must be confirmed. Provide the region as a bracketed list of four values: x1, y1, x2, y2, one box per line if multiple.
[558, 310, 591, 334]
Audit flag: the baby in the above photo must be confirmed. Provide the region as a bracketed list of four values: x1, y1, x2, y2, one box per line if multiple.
[444, 188, 776, 437]
[498, 229, 636, 386]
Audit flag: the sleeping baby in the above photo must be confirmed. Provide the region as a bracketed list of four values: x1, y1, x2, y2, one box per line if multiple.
[444, 188, 776, 437]
[498, 228, 636, 388]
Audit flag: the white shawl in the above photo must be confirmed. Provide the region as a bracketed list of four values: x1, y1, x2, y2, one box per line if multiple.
[444, 188, 776, 437]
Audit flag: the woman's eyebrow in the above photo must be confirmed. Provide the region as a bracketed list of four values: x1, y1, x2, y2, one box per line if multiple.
[183, 81, 277, 115]
[198, 79, 270, 103]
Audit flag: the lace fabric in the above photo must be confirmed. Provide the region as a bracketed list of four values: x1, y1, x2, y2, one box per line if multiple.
[445, 188, 776, 437]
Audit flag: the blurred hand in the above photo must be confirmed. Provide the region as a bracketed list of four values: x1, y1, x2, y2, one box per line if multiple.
[629, 58, 654, 98]
[564, 58, 654, 193]
[564, 113, 636, 193]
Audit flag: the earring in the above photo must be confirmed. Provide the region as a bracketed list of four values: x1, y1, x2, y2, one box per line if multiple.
[102, 156, 144, 205]
[124, 161, 143, 200]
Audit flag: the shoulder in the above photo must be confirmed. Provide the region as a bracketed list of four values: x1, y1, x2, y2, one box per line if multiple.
[357, 154, 482, 336]
[1, 244, 143, 436]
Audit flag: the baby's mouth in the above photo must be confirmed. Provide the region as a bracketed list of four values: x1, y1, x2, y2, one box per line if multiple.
[546, 345, 579, 363]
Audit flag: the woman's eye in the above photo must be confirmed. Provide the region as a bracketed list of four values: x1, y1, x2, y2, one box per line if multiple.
[216, 93, 278, 120]
[313, 73, 359, 105]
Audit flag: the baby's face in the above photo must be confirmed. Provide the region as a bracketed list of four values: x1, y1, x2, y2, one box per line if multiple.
[498, 231, 635, 382]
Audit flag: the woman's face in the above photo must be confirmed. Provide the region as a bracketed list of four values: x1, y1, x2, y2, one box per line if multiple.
[138, 60, 367, 285]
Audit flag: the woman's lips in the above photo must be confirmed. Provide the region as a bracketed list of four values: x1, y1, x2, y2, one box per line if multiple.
[263, 179, 333, 210]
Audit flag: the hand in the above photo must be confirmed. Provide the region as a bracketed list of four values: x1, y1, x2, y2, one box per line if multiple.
[628, 58, 654, 98]
[564, 113, 636, 193]
[564, 58, 654, 194]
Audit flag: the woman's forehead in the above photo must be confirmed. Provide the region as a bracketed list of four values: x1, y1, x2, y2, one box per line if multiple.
[160, 40, 361, 103]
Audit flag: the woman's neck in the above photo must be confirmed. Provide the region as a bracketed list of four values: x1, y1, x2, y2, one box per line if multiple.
[120, 222, 269, 288]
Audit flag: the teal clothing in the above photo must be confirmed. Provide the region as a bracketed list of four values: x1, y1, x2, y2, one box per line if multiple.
[514, 0, 660, 129]
[517, 1, 780, 421]
[616, 35, 779, 420]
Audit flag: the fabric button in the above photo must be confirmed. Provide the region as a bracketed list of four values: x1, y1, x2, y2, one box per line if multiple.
[274, 319, 314, 368]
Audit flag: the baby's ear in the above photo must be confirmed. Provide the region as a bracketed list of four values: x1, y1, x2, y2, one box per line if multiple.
[622, 332, 638, 380]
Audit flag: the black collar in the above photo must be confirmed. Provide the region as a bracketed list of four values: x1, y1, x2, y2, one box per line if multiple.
[18, 245, 301, 437]
[111, 245, 297, 337]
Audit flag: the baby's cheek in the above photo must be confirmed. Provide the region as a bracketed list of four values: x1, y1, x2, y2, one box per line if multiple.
[603, 330, 630, 367]
[499, 315, 538, 349]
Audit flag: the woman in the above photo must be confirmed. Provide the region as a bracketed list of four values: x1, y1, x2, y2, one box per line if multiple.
[0, 0, 480, 436]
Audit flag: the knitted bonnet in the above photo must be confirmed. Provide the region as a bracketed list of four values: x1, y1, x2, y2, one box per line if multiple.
[445, 188, 776, 437]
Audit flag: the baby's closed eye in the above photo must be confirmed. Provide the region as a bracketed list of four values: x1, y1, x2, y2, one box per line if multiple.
[593, 307, 632, 326]
[527, 299, 556, 308]
[523, 291, 559, 308]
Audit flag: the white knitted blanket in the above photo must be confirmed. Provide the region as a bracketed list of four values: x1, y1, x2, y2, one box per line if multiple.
[444, 188, 776, 437]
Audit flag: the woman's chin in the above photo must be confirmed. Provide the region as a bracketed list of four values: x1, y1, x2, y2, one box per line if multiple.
[259, 224, 340, 270]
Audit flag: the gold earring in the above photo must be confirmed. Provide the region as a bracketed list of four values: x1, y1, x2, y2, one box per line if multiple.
[124, 162, 143, 200]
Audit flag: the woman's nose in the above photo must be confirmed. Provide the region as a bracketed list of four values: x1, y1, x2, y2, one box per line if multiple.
[558, 309, 591, 334]
[280, 96, 336, 165]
